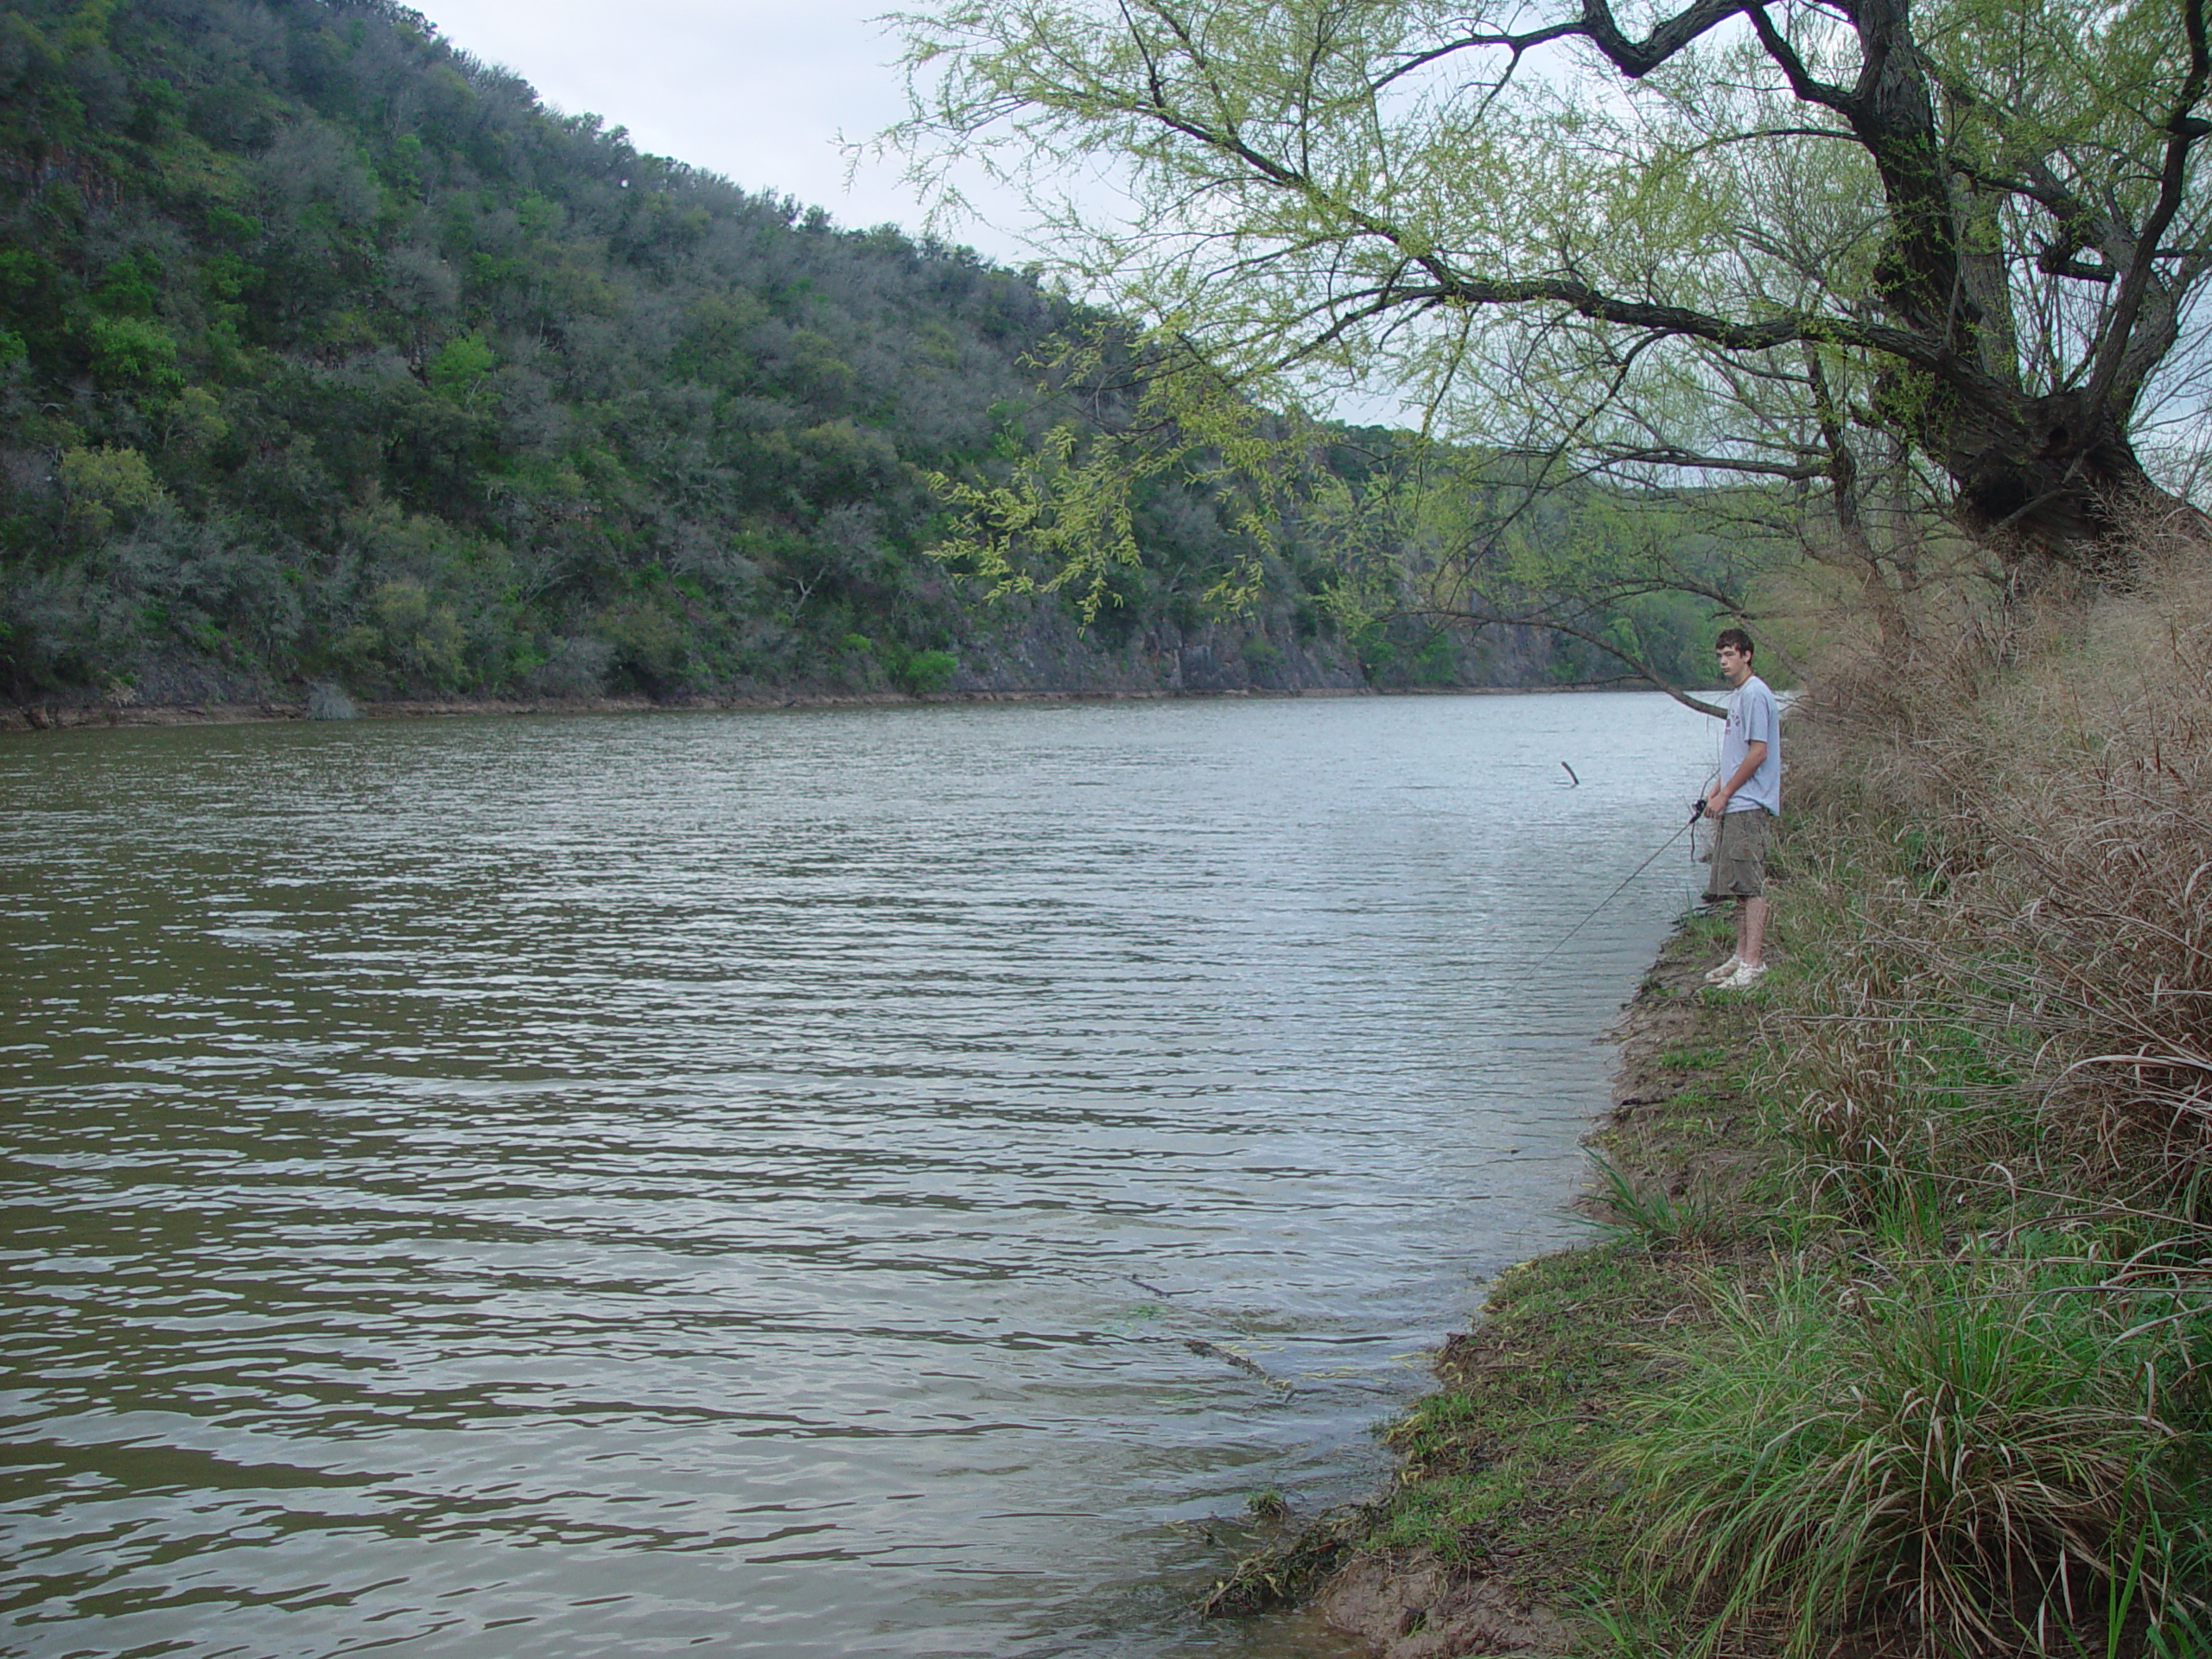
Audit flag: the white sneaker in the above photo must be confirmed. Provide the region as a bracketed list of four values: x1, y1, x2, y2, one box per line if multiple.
[1701, 955, 1745, 984]
[1720, 961, 1769, 990]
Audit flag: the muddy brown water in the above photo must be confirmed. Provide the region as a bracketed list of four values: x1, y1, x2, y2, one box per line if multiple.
[2, 694, 1713, 1657]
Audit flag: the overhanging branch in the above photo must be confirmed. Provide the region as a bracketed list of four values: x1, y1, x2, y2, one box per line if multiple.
[1409, 602, 1726, 717]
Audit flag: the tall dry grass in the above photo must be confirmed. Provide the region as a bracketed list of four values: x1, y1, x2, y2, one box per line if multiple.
[1781, 514, 2212, 1204]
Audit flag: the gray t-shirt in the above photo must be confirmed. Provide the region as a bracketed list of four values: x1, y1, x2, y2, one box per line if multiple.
[1720, 674, 1781, 815]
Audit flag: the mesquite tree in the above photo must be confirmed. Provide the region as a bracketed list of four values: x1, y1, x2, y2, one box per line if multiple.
[890, 0, 2211, 588]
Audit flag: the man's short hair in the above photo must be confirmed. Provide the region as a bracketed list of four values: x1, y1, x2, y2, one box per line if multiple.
[1714, 627, 1755, 658]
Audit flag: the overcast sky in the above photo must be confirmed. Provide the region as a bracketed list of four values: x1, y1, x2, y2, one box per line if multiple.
[415, 0, 1033, 264]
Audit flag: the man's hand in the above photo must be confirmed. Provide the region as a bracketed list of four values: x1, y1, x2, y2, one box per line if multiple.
[1706, 740, 1765, 819]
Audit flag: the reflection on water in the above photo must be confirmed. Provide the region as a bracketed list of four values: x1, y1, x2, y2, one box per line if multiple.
[1, 694, 1711, 1656]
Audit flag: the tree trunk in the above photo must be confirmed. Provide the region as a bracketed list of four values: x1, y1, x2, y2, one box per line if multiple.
[1908, 375, 2200, 570]
[1840, 0, 2207, 574]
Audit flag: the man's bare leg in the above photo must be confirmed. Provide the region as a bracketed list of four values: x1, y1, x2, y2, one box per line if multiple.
[1738, 896, 1769, 968]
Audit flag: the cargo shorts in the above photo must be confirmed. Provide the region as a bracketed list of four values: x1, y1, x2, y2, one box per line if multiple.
[1703, 806, 1772, 899]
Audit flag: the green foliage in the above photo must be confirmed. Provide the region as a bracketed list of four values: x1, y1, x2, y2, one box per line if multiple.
[889, 0, 2212, 572]
[424, 333, 494, 401]
[1586, 1154, 1731, 1251]
[86, 316, 182, 392]
[597, 599, 691, 693]
[1244, 1488, 1291, 1522]
[333, 579, 467, 690]
[0, 0, 1079, 699]
[58, 444, 166, 537]
[891, 646, 958, 695]
[924, 332, 1751, 698]
[1591, 563, 2212, 1657]
[929, 421, 1146, 622]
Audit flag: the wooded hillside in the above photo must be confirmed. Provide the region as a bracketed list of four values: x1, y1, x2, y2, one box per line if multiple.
[0, 0, 1720, 708]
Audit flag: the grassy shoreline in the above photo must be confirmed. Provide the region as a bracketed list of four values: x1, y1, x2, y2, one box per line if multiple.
[1215, 542, 2212, 1656]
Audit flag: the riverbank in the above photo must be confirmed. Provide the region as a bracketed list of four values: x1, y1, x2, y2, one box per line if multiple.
[0, 688, 1220, 731]
[1306, 909, 1768, 1657]
[1223, 537, 2212, 1657]
[1210, 905, 1773, 1656]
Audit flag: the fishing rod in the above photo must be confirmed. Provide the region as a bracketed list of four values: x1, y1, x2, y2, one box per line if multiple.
[1531, 798, 1707, 971]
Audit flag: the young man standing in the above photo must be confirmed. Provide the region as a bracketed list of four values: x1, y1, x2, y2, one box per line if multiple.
[1701, 629, 1780, 990]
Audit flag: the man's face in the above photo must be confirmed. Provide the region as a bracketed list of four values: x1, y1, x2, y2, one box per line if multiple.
[1716, 644, 1751, 686]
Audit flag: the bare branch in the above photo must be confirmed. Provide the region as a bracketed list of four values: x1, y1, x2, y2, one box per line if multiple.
[2081, 0, 2212, 423]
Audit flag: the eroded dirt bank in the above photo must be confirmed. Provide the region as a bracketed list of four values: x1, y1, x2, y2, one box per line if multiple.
[0, 687, 1337, 732]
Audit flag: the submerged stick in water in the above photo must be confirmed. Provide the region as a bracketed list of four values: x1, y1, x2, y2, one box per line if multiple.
[1185, 1338, 1295, 1395]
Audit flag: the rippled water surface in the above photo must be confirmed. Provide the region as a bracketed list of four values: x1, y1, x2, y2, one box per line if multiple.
[3, 694, 1714, 1657]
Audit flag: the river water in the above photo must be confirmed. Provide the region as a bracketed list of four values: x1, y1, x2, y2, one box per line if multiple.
[2, 692, 1714, 1658]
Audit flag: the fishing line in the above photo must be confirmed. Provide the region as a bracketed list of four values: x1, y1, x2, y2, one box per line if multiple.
[1532, 797, 1708, 971]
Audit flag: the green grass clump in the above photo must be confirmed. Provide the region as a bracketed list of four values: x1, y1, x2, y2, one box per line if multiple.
[1245, 1487, 1291, 1522]
[1611, 1252, 2210, 1658]
[1587, 1154, 1737, 1252]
